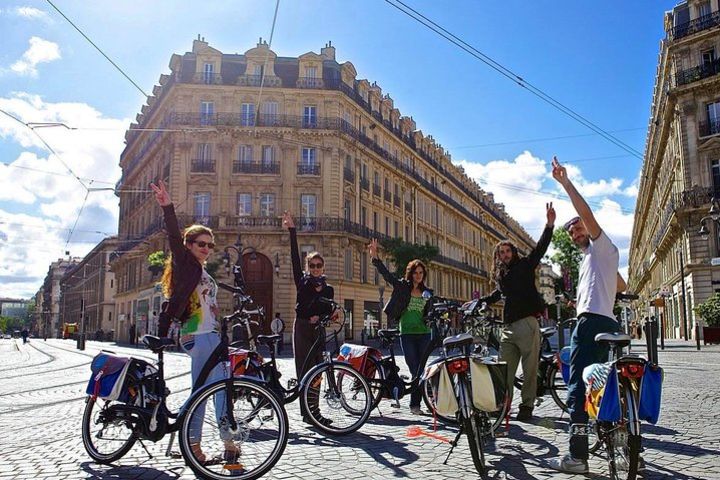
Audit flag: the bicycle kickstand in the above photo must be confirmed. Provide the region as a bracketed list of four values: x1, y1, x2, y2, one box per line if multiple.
[164, 431, 182, 458]
[443, 427, 464, 465]
[138, 439, 154, 460]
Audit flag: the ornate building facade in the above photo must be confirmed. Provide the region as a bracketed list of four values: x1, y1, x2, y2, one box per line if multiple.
[629, 0, 720, 340]
[111, 38, 534, 341]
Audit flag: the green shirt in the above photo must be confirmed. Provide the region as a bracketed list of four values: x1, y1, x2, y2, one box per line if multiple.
[399, 295, 429, 334]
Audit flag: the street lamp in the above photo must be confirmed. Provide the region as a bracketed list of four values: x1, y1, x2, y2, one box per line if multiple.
[698, 197, 720, 240]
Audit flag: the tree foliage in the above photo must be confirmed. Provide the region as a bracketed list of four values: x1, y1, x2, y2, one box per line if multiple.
[694, 293, 720, 327]
[147, 250, 168, 268]
[380, 238, 440, 277]
[550, 228, 582, 296]
[0, 316, 25, 334]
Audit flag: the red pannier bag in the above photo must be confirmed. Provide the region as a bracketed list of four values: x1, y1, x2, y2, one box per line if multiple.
[337, 343, 382, 377]
[229, 347, 264, 377]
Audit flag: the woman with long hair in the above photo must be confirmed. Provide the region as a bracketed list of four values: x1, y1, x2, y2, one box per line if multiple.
[368, 239, 432, 415]
[479, 202, 555, 422]
[282, 211, 336, 425]
[150, 180, 239, 464]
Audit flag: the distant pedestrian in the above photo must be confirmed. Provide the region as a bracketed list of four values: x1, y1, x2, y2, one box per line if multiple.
[21, 328, 28, 344]
[637, 322, 642, 340]
[271, 313, 286, 354]
[129, 322, 137, 346]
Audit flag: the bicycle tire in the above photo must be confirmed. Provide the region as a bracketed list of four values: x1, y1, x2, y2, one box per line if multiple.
[362, 356, 385, 410]
[605, 386, 641, 480]
[179, 379, 288, 480]
[546, 363, 568, 412]
[301, 362, 372, 435]
[82, 396, 138, 464]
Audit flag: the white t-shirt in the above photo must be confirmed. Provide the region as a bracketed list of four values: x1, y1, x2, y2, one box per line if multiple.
[180, 269, 218, 335]
[576, 230, 618, 319]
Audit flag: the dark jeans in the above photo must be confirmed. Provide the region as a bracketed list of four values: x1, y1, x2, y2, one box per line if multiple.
[567, 313, 621, 459]
[400, 333, 432, 407]
[293, 317, 324, 417]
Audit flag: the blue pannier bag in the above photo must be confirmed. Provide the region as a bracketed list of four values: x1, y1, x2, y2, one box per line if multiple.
[639, 364, 663, 424]
[597, 364, 621, 422]
[86, 352, 131, 401]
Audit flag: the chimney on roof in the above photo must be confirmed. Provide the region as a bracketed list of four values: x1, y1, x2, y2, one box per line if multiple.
[321, 41, 336, 60]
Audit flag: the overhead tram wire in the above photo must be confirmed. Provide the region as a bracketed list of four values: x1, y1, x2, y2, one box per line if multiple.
[44, 0, 149, 98]
[253, 0, 281, 139]
[450, 127, 645, 150]
[382, 0, 644, 160]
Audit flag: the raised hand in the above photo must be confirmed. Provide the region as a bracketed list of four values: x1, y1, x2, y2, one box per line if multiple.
[150, 180, 171, 206]
[282, 211, 295, 229]
[551, 156, 569, 186]
[368, 238, 379, 259]
[546, 202, 556, 226]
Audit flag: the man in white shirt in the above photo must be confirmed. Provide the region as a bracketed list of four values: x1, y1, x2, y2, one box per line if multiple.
[549, 156, 627, 474]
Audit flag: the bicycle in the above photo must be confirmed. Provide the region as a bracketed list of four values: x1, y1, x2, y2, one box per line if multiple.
[575, 294, 662, 480]
[220, 243, 374, 436]
[81, 285, 289, 480]
[421, 298, 509, 433]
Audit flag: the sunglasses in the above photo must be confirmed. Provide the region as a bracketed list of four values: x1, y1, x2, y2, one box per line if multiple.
[191, 240, 215, 249]
[308, 262, 324, 269]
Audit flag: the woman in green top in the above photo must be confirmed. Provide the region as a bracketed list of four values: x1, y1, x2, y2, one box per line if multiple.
[368, 239, 432, 414]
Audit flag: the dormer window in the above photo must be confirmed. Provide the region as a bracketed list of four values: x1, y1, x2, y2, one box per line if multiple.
[203, 63, 214, 84]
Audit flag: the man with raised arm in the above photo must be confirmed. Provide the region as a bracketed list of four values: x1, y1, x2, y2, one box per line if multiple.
[548, 156, 627, 474]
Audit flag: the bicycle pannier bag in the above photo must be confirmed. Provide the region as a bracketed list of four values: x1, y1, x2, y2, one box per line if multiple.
[470, 358, 503, 412]
[559, 346, 571, 384]
[435, 364, 459, 417]
[638, 364, 663, 424]
[337, 343, 382, 377]
[229, 347, 264, 377]
[583, 361, 620, 421]
[86, 352, 132, 401]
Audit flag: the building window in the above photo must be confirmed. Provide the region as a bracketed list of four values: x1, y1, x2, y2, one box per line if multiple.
[344, 199, 352, 223]
[193, 192, 211, 220]
[300, 147, 318, 175]
[361, 206, 367, 227]
[303, 105, 317, 128]
[200, 101, 214, 126]
[699, 0, 711, 18]
[344, 248, 353, 280]
[306, 66, 318, 78]
[373, 212, 378, 231]
[259, 193, 275, 217]
[238, 145, 253, 164]
[241, 103, 255, 126]
[300, 245, 316, 263]
[198, 143, 212, 161]
[237, 193, 252, 217]
[360, 252, 368, 283]
[261, 146, 274, 166]
[712, 160, 720, 196]
[203, 63, 214, 84]
[300, 194, 317, 230]
[253, 64, 263, 76]
[261, 101, 279, 125]
[707, 101, 720, 134]
[702, 48, 716, 67]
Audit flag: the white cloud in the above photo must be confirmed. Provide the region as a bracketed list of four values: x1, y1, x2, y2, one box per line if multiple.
[10, 37, 61, 77]
[0, 92, 129, 298]
[13, 7, 51, 21]
[455, 151, 635, 279]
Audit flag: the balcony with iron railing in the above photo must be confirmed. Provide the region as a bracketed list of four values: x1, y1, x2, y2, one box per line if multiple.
[178, 215, 219, 229]
[296, 77, 324, 89]
[393, 194, 401, 208]
[383, 190, 391, 202]
[360, 177, 370, 191]
[237, 74, 282, 87]
[668, 10, 720, 41]
[675, 58, 720, 86]
[190, 159, 215, 173]
[700, 118, 720, 137]
[405, 201, 412, 213]
[226, 216, 282, 228]
[372, 184, 381, 197]
[674, 185, 720, 210]
[343, 167, 355, 183]
[191, 72, 224, 85]
[232, 161, 280, 174]
[297, 163, 320, 176]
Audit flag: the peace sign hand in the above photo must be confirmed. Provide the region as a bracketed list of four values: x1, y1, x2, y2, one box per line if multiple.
[150, 180, 171, 206]
[551, 156, 569, 186]
[546, 202, 556, 227]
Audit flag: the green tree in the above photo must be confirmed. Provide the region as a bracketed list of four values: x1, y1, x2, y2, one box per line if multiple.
[694, 293, 720, 327]
[0, 316, 25, 334]
[380, 238, 440, 277]
[550, 228, 582, 296]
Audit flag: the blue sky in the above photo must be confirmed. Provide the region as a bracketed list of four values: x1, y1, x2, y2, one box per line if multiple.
[0, 1, 677, 297]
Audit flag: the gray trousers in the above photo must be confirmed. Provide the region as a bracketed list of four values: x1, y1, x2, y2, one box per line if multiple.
[500, 315, 540, 409]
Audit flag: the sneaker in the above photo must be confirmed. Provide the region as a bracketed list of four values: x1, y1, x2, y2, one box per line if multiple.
[516, 406, 533, 423]
[410, 406, 424, 415]
[548, 454, 589, 474]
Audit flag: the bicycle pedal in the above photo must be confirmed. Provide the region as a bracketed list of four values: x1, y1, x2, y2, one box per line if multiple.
[223, 463, 246, 471]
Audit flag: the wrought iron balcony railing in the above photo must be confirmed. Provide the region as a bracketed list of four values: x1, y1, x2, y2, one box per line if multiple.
[232, 161, 280, 174]
[360, 177, 370, 191]
[373, 184, 381, 196]
[675, 58, 720, 86]
[669, 11, 720, 41]
[297, 163, 320, 175]
[699, 119, 720, 137]
[343, 167, 355, 183]
[190, 159, 215, 173]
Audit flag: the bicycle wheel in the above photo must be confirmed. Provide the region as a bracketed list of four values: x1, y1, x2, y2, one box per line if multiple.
[546, 363, 568, 412]
[301, 362, 372, 435]
[463, 411, 486, 475]
[605, 388, 641, 480]
[340, 356, 385, 410]
[82, 396, 137, 463]
[179, 379, 288, 480]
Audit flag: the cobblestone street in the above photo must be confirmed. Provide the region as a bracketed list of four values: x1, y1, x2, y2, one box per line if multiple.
[0, 337, 718, 479]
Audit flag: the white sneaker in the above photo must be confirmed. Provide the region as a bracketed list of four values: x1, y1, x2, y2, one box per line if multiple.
[548, 454, 589, 474]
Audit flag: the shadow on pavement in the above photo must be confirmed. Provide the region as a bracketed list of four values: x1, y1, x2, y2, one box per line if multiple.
[80, 461, 182, 479]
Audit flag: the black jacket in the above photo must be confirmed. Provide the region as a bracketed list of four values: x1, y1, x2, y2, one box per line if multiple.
[372, 258, 432, 324]
[158, 204, 203, 336]
[289, 228, 334, 319]
[480, 225, 553, 324]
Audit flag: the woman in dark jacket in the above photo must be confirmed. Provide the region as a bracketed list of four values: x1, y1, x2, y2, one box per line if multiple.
[282, 211, 335, 424]
[479, 202, 555, 422]
[150, 180, 239, 464]
[368, 239, 431, 415]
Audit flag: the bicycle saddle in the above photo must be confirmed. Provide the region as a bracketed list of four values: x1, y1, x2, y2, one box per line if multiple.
[443, 332, 474, 349]
[257, 334, 282, 346]
[142, 335, 176, 353]
[594, 332, 631, 347]
[378, 329, 400, 340]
